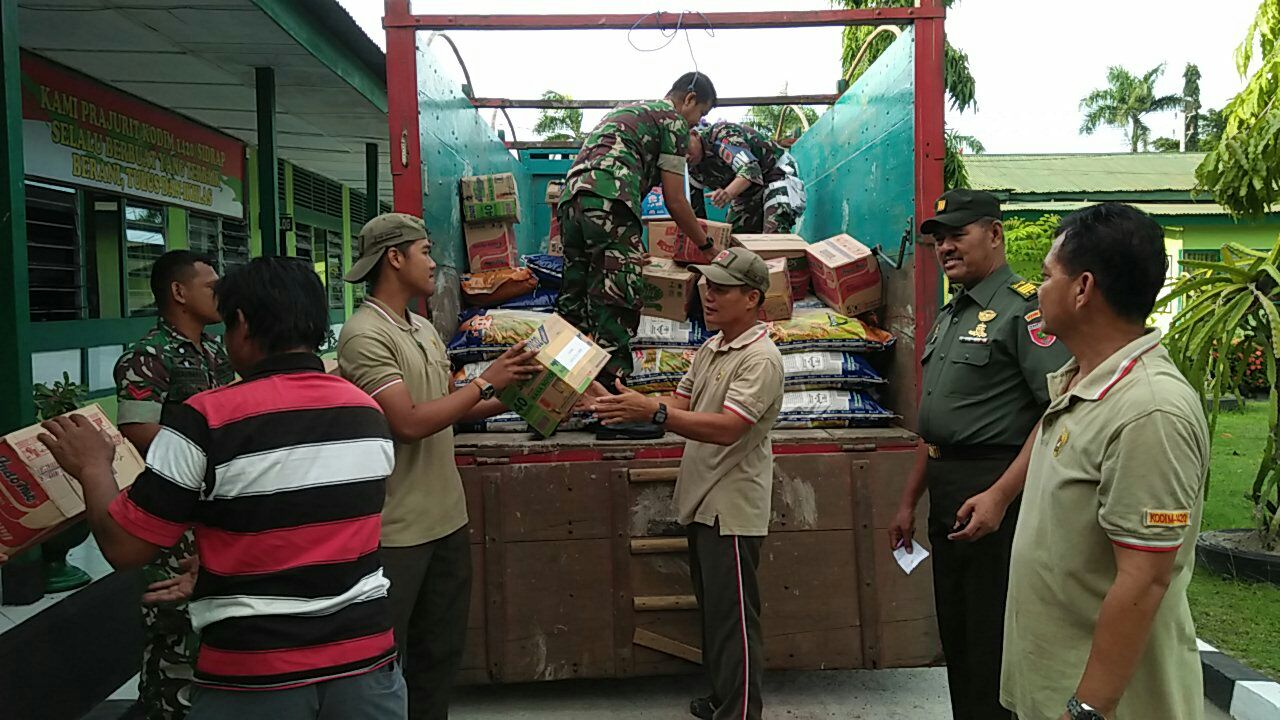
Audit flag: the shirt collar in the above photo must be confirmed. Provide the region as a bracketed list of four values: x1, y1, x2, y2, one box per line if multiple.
[1047, 328, 1163, 405]
[158, 317, 212, 349]
[242, 352, 325, 381]
[953, 264, 1015, 309]
[710, 323, 769, 353]
[364, 297, 421, 332]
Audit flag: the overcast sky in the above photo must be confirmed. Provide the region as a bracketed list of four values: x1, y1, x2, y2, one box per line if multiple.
[337, 0, 1260, 153]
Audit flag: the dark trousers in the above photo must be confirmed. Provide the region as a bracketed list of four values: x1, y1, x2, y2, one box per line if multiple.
[687, 522, 764, 720]
[926, 454, 1021, 720]
[380, 526, 472, 720]
[187, 662, 406, 720]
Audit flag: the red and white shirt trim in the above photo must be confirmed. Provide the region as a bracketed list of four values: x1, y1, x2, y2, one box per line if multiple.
[1087, 333, 1162, 401]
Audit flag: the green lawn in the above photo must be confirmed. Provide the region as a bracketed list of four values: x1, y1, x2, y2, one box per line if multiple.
[1190, 401, 1280, 679]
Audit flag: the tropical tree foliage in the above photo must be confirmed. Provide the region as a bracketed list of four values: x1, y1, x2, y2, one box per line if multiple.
[1002, 214, 1061, 283]
[1166, 0, 1280, 551]
[743, 87, 822, 142]
[1079, 64, 1183, 153]
[532, 90, 586, 143]
[1183, 63, 1203, 149]
[943, 130, 984, 190]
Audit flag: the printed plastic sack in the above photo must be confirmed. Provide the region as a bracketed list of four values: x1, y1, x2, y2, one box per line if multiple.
[634, 316, 709, 349]
[447, 309, 547, 362]
[767, 308, 894, 353]
[458, 288, 558, 323]
[781, 351, 885, 390]
[626, 348, 696, 394]
[462, 267, 539, 307]
[774, 390, 895, 429]
[522, 254, 564, 289]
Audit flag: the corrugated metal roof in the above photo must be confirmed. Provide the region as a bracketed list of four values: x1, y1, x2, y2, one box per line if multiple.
[1004, 201, 1280, 217]
[964, 153, 1207, 194]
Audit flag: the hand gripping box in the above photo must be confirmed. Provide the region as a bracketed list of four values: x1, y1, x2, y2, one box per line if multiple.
[647, 219, 734, 264]
[0, 404, 146, 556]
[499, 315, 611, 437]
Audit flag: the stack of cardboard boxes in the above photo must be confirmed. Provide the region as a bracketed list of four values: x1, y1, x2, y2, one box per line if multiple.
[461, 173, 521, 271]
[545, 180, 564, 256]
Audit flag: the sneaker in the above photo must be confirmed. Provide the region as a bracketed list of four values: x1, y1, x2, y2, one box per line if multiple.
[689, 696, 718, 720]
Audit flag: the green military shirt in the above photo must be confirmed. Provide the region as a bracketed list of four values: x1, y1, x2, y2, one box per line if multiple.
[560, 99, 690, 221]
[1002, 330, 1208, 720]
[689, 121, 786, 192]
[918, 264, 1071, 447]
[115, 318, 234, 425]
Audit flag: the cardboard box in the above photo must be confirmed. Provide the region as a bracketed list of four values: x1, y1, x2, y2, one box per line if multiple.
[545, 180, 565, 205]
[464, 221, 519, 272]
[0, 404, 145, 556]
[807, 234, 882, 317]
[697, 275, 794, 323]
[500, 314, 611, 437]
[734, 234, 811, 300]
[547, 215, 563, 256]
[641, 258, 695, 321]
[460, 173, 521, 224]
[647, 219, 734, 263]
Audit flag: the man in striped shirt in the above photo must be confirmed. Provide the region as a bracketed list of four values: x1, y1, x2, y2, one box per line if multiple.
[38, 257, 406, 719]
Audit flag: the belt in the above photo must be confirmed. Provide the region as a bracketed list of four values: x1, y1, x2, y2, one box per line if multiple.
[926, 443, 1021, 461]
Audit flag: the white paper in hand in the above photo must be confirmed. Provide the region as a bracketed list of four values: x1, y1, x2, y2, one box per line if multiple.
[893, 544, 929, 575]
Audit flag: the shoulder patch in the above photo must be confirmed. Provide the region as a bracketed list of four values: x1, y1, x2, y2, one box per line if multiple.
[1024, 309, 1041, 323]
[1010, 281, 1038, 299]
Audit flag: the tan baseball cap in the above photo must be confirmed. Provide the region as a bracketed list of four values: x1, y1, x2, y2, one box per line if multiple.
[345, 213, 429, 283]
[690, 247, 770, 294]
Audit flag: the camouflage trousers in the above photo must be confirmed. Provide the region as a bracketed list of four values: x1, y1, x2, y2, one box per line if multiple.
[137, 530, 199, 720]
[726, 189, 800, 235]
[555, 193, 645, 377]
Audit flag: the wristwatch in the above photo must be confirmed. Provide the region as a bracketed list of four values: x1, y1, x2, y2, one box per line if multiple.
[1067, 696, 1107, 720]
[652, 402, 669, 426]
[697, 240, 714, 251]
[472, 377, 496, 400]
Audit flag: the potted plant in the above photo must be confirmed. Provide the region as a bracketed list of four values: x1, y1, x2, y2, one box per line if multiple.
[1165, 0, 1280, 583]
[32, 372, 94, 593]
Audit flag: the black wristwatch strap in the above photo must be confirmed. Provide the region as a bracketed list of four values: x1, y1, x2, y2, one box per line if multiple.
[697, 240, 714, 251]
[1067, 696, 1106, 720]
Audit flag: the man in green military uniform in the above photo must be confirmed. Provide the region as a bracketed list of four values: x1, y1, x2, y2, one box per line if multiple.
[888, 190, 1071, 720]
[115, 250, 234, 720]
[556, 72, 717, 386]
[686, 120, 806, 234]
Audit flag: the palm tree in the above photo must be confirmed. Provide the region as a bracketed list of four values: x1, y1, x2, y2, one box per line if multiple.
[532, 90, 586, 143]
[743, 86, 821, 142]
[1079, 64, 1183, 153]
[943, 130, 985, 190]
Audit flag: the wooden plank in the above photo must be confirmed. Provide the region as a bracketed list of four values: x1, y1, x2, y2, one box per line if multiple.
[610, 468, 635, 677]
[631, 611, 704, 677]
[771, 455, 857, 532]
[481, 468, 505, 682]
[627, 477, 682, 538]
[758, 530, 863, 669]
[851, 459, 883, 667]
[633, 628, 703, 664]
[879, 617, 946, 668]
[451, 427, 915, 453]
[630, 552, 694, 599]
[634, 594, 698, 611]
[498, 462, 613, 542]
[463, 473, 484, 544]
[501, 540, 615, 681]
[630, 537, 688, 554]
[629, 467, 680, 483]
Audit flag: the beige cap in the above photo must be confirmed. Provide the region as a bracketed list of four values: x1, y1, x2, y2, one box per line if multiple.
[345, 213, 429, 283]
[690, 246, 770, 294]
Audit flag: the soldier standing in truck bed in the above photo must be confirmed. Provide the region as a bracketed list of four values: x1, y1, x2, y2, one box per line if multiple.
[686, 120, 806, 234]
[888, 189, 1072, 720]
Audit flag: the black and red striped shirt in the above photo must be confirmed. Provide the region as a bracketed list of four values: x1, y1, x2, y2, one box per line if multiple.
[109, 352, 397, 691]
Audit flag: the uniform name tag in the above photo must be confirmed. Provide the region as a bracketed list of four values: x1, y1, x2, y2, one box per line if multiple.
[1144, 510, 1190, 527]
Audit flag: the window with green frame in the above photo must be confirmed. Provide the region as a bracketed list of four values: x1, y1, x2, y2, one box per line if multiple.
[1182, 249, 1223, 264]
[325, 229, 344, 310]
[26, 181, 87, 322]
[189, 213, 251, 276]
[124, 203, 166, 316]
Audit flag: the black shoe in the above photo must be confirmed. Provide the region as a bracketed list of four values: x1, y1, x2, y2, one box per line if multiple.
[689, 695, 718, 720]
[595, 422, 665, 441]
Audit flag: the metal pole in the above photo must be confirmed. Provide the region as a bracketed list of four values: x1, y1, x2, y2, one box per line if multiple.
[913, 0, 946, 387]
[385, 0, 424, 217]
[365, 142, 379, 221]
[386, 8, 944, 31]
[255, 67, 280, 255]
[0, 0, 35, 432]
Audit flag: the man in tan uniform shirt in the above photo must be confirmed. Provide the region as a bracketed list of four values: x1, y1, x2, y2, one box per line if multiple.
[338, 214, 539, 720]
[956, 204, 1207, 720]
[592, 248, 784, 720]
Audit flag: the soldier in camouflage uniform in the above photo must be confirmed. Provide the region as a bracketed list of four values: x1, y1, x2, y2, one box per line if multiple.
[114, 250, 234, 720]
[687, 121, 806, 235]
[556, 72, 718, 382]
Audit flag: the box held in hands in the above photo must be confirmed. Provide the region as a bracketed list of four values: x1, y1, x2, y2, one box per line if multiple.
[0, 404, 145, 556]
[500, 314, 611, 437]
[647, 218, 734, 264]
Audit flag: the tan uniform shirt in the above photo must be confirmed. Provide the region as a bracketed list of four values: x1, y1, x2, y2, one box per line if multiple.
[1002, 330, 1208, 720]
[338, 298, 468, 547]
[674, 323, 785, 537]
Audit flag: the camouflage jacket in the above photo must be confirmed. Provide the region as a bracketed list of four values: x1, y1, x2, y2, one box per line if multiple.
[115, 318, 234, 425]
[560, 99, 690, 220]
[689, 121, 786, 192]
